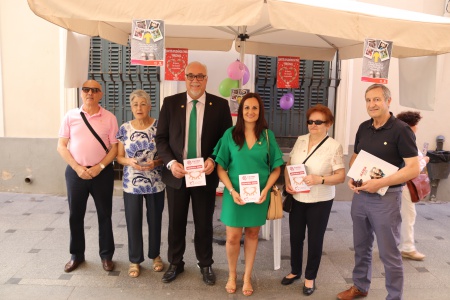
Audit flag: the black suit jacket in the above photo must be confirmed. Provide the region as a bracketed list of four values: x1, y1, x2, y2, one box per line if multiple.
[155, 91, 232, 189]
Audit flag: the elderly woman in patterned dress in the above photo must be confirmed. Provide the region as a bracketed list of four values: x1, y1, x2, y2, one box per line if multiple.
[116, 89, 165, 277]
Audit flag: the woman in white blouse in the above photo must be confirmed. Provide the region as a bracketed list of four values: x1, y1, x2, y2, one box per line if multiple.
[281, 104, 345, 296]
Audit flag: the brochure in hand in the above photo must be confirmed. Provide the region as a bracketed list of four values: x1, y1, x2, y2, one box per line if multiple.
[184, 158, 206, 187]
[239, 173, 260, 203]
[347, 150, 398, 196]
[286, 164, 310, 193]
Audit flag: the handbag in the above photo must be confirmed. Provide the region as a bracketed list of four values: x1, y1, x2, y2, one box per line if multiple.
[282, 135, 329, 213]
[267, 184, 283, 220]
[282, 188, 294, 213]
[406, 170, 430, 203]
[265, 129, 283, 220]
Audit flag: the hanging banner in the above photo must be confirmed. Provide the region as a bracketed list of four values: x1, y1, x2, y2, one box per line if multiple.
[277, 56, 300, 89]
[130, 19, 164, 66]
[361, 38, 393, 84]
[165, 48, 188, 81]
[230, 88, 249, 116]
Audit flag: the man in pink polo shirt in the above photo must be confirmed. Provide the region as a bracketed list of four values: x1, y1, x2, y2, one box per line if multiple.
[57, 79, 118, 273]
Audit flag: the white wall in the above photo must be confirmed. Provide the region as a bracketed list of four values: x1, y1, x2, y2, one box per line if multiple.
[1, 0, 62, 138]
[339, 56, 450, 152]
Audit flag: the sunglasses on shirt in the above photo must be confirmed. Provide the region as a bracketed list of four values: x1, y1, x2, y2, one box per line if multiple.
[352, 179, 363, 188]
[81, 87, 101, 94]
[307, 120, 326, 125]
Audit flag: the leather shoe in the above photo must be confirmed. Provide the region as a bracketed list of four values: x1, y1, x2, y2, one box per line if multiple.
[162, 264, 184, 283]
[200, 266, 216, 285]
[401, 250, 425, 261]
[337, 286, 368, 300]
[64, 259, 84, 273]
[303, 280, 315, 296]
[101, 259, 114, 272]
[281, 274, 300, 285]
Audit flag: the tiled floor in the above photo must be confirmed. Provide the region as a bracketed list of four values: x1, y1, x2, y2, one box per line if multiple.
[1, 192, 450, 299]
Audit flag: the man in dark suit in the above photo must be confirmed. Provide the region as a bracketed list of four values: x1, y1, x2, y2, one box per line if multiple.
[156, 61, 232, 285]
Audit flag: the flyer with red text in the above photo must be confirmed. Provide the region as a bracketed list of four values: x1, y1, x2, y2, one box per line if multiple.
[165, 48, 188, 81]
[184, 158, 206, 187]
[277, 56, 300, 88]
[239, 174, 260, 203]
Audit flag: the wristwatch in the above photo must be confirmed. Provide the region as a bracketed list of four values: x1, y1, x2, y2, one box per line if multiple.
[167, 160, 175, 170]
[99, 163, 105, 170]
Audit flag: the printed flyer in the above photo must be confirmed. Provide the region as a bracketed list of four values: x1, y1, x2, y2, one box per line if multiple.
[347, 150, 398, 196]
[277, 56, 300, 89]
[184, 158, 206, 187]
[130, 19, 165, 66]
[229, 88, 249, 116]
[361, 38, 393, 84]
[239, 174, 260, 203]
[286, 164, 310, 193]
[165, 48, 188, 81]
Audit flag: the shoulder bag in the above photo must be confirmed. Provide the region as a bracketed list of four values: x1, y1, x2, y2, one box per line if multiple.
[80, 112, 109, 154]
[282, 135, 329, 213]
[406, 168, 430, 203]
[265, 129, 283, 220]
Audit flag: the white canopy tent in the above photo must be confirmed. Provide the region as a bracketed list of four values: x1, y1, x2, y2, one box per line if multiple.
[28, 0, 450, 61]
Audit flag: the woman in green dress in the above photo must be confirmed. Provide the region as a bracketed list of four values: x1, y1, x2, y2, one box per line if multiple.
[213, 93, 284, 296]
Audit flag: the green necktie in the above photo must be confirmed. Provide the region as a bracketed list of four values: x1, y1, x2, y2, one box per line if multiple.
[187, 100, 198, 159]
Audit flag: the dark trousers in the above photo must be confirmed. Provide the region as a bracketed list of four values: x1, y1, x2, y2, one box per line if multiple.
[65, 164, 115, 261]
[166, 181, 216, 268]
[289, 199, 333, 280]
[124, 190, 165, 263]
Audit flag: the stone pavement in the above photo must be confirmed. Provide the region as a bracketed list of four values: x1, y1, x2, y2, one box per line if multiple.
[0, 191, 450, 299]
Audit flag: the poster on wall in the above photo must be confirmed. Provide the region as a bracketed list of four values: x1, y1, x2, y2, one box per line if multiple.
[230, 88, 249, 116]
[165, 48, 188, 81]
[277, 56, 300, 89]
[130, 19, 164, 66]
[361, 38, 393, 84]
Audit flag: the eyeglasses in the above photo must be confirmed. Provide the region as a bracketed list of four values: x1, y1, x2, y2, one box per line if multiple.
[307, 120, 326, 125]
[186, 74, 207, 81]
[82, 87, 101, 94]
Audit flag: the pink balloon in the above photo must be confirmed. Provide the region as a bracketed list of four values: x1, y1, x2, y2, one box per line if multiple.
[279, 93, 294, 110]
[227, 60, 245, 80]
[242, 64, 250, 85]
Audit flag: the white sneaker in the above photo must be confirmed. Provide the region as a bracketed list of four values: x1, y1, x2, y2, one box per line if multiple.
[401, 250, 425, 261]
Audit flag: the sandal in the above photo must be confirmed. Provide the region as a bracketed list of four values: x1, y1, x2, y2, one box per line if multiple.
[152, 256, 164, 272]
[242, 275, 254, 297]
[225, 276, 237, 294]
[128, 263, 140, 278]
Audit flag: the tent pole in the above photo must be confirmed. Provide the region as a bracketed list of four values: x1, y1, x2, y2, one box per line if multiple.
[238, 27, 248, 88]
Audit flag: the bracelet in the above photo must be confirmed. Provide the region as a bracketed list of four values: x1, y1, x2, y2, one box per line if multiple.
[207, 157, 216, 166]
[229, 188, 235, 195]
